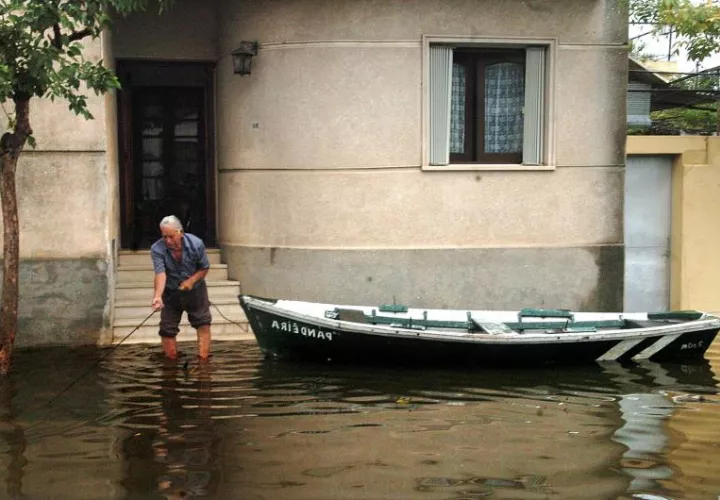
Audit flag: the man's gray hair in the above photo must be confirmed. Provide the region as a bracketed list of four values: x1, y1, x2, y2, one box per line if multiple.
[159, 215, 184, 232]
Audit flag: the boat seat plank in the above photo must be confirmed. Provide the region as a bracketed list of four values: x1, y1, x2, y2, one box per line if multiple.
[647, 310, 703, 321]
[363, 310, 473, 330]
[505, 319, 625, 331]
[518, 308, 574, 320]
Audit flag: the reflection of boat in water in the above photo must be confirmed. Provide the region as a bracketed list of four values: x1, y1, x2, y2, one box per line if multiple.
[251, 357, 719, 409]
[240, 295, 720, 367]
[604, 360, 720, 497]
[601, 360, 719, 394]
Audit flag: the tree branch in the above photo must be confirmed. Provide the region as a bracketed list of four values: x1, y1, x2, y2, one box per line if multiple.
[51, 25, 92, 50]
[69, 29, 92, 42]
[52, 24, 62, 49]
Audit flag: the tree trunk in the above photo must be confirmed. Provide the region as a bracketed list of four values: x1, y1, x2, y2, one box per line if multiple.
[0, 98, 31, 376]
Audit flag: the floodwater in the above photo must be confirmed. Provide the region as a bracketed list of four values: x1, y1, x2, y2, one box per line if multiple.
[1, 342, 720, 500]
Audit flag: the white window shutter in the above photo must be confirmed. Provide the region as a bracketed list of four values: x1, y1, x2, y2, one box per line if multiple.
[523, 47, 545, 165]
[429, 45, 453, 166]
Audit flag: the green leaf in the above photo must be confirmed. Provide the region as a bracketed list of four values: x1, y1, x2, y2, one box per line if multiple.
[630, 0, 720, 62]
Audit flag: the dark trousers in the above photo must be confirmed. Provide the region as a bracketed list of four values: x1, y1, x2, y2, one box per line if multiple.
[159, 281, 212, 338]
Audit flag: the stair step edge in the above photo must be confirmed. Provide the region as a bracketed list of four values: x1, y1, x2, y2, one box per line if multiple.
[116, 280, 239, 288]
[119, 264, 227, 271]
[119, 248, 222, 254]
[115, 298, 241, 307]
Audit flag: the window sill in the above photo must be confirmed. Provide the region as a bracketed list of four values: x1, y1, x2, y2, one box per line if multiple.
[422, 164, 556, 172]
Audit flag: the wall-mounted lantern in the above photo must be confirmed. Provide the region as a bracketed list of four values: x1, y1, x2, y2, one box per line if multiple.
[232, 41, 259, 76]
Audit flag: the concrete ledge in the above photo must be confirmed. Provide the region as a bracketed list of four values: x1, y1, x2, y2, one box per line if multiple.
[627, 136, 708, 157]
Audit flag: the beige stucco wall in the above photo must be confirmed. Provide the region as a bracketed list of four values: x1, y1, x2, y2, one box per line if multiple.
[111, 0, 218, 60]
[215, 0, 627, 247]
[209, 0, 627, 308]
[103, 0, 627, 310]
[216, 0, 627, 174]
[626, 136, 720, 312]
[0, 37, 111, 260]
[219, 168, 622, 248]
[0, 34, 121, 345]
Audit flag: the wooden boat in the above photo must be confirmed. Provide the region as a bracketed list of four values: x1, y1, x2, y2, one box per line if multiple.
[238, 295, 720, 367]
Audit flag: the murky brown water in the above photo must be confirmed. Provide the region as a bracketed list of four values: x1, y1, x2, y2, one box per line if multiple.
[1, 340, 720, 499]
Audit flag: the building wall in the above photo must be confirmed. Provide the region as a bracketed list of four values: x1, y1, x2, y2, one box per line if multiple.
[111, 0, 219, 61]
[0, 0, 224, 345]
[0, 0, 630, 348]
[214, 0, 628, 310]
[0, 34, 115, 346]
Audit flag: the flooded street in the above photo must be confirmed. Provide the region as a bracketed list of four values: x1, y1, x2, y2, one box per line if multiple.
[1, 341, 720, 499]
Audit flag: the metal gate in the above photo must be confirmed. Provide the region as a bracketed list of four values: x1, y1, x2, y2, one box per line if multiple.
[624, 156, 672, 312]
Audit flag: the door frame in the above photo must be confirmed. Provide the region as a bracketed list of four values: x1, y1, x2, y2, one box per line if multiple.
[116, 60, 217, 249]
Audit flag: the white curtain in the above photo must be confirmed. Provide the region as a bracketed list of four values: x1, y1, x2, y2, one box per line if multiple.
[450, 63, 466, 154]
[484, 62, 524, 154]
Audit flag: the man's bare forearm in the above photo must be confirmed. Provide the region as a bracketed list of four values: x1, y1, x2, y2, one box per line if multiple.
[153, 272, 167, 299]
[181, 268, 209, 289]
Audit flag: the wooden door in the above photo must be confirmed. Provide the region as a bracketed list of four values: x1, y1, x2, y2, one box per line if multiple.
[117, 61, 216, 249]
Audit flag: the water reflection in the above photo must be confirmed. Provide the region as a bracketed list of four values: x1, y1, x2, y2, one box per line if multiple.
[116, 359, 220, 498]
[606, 362, 717, 497]
[242, 358, 720, 500]
[0, 343, 718, 499]
[0, 377, 26, 499]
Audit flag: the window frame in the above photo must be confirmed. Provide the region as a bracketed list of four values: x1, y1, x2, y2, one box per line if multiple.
[422, 35, 556, 171]
[451, 49, 526, 165]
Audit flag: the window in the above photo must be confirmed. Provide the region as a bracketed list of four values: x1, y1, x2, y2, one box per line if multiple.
[428, 43, 547, 167]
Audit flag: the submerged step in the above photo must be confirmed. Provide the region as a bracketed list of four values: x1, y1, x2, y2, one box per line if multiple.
[112, 321, 254, 344]
[114, 299, 247, 321]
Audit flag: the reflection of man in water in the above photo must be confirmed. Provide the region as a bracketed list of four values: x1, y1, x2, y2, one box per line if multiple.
[120, 362, 219, 498]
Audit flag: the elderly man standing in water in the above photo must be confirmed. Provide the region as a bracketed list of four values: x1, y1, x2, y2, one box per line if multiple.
[150, 215, 212, 360]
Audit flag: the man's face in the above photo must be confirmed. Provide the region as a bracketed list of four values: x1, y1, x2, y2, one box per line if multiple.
[161, 226, 183, 251]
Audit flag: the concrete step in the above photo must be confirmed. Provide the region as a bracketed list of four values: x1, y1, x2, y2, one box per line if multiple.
[118, 249, 223, 267]
[115, 280, 241, 301]
[114, 297, 246, 321]
[112, 318, 254, 344]
[117, 264, 228, 283]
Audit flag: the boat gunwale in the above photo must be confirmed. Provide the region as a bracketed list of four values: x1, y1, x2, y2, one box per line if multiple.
[241, 296, 720, 346]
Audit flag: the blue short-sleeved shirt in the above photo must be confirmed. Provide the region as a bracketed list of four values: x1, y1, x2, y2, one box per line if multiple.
[150, 233, 210, 291]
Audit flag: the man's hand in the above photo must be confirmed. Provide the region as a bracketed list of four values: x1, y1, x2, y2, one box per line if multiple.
[179, 279, 194, 291]
[151, 296, 164, 311]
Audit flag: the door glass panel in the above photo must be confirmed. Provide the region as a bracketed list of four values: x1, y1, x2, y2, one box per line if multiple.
[132, 87, 206, 248]
[142, 161, 164, 200]
[141, 137, 162, 161]
[175, 120, 198, 137]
